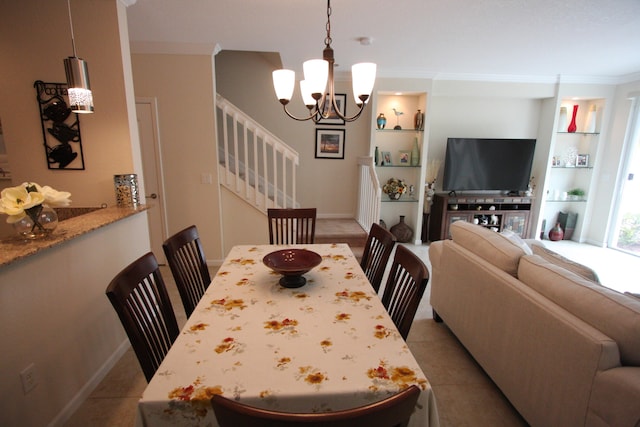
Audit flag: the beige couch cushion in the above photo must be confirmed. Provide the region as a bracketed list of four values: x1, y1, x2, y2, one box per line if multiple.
[519, 254, 640, 366]
[531, 244, 600, 283]
[450, 220, 526, 277]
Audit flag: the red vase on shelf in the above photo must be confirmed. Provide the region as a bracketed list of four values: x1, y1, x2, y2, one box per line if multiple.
[548, 223, 564, 241]
[567, 104, 578, 133]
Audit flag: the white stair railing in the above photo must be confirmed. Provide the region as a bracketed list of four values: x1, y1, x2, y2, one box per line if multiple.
[356, 156, 381, 231]
[216, 94, 299, 212]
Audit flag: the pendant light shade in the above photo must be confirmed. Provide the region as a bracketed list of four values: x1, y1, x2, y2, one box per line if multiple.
[64, 56, 94, 113]
[351, 62, 376, 106]
[64, 0, 94, 114]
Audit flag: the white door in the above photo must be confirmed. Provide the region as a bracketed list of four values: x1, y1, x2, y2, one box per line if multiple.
[136, 99, 168, 263]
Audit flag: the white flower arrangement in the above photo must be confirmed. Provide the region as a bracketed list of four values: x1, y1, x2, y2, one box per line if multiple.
[0, 182, 71, 224]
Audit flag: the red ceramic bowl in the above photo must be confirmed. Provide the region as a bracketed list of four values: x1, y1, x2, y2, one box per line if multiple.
[263, 249, 322, 288]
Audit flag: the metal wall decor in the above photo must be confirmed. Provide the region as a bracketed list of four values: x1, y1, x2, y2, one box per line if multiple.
[34, 80, 85, 169]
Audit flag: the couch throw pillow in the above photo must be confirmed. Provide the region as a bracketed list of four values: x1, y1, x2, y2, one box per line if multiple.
[531, 244, 601, 283]
[500, 229, 533, 255]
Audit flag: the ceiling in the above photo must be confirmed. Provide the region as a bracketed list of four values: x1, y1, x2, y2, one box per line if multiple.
[126, 0, 640, 84]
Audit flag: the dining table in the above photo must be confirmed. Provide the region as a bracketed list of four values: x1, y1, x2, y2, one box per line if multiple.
[135, 243, 439, 427]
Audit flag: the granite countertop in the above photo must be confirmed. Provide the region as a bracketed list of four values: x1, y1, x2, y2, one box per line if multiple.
[0, 205, 149, 268]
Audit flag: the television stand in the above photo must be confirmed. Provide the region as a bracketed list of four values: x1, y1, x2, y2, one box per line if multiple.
[428, 193, 534, 241]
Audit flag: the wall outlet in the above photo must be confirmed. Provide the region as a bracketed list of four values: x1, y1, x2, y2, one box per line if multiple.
[20, 363, 37, 394]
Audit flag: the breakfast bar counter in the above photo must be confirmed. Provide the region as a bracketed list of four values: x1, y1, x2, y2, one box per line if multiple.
[0, 205, 149, 267]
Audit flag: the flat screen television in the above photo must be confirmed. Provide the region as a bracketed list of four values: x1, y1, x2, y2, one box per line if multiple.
[442, 138, 536, 193]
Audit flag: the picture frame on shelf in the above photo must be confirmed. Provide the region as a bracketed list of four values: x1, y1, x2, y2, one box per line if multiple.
[317, 93, 346, 125]
[380, 151, 392, 165]
[315, 128, 345, 159]
[398, 150, 411, 165]
[576, 154, 590, 167]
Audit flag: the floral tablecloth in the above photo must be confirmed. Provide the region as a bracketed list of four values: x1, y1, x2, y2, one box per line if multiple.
[135, 244, 439, 427]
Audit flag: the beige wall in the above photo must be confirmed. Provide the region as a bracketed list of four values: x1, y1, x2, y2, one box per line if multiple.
[0, 0, 140, 207]
[0, 2, 149, 426]
[215, 50, 372, 217]
[131, 53, 223, 260]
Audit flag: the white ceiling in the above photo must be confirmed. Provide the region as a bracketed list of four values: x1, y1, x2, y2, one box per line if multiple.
[126, 0, 640, 83]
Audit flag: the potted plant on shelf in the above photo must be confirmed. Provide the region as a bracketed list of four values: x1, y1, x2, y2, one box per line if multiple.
[567, 188, 585, 200]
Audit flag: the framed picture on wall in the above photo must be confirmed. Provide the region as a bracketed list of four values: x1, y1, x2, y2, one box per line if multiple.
[317, 93, 346, 125]
[315, 128, 345, 159]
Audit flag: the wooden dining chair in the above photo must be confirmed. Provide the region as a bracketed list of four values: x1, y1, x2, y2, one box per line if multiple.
[360, 223, 396, 293]
[211, 385, 420, 427]
[267, 208, 317, 244]
[381, 245, 429, 340]
[105, 252, 179, 382]
[162, 225, 211, 317]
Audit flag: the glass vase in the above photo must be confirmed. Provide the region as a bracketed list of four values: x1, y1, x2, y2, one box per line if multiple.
[13, 206, 59, 239]
[567, 105, 578, 133]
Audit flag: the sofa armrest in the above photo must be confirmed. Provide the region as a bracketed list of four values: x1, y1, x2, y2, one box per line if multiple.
[587, 367, 640, 427]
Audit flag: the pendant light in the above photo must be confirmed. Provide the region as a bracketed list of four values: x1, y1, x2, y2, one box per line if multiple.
[272, 0, 376, 123]
[64, 0, 94, 113]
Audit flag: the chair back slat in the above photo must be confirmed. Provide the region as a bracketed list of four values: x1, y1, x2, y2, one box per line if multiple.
[211, 384, 420, 427]
[268, 208, 317, 244]
[360, 223, 396, 292]
[106, 252, 179, 382]
[163, 225, 211, 317]
[381, 245, 429, 340]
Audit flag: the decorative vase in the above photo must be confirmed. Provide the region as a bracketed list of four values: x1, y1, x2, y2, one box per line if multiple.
[13, 206, 58, 239]
[585, 105, 597, 133]
[114, 174, 140, 208]
[567, 105, 578, 133]
[558, 106, 568, 132]
[414, 110, 424, 130]
[548, 223, 564, 241]
[376, 113, 387, 130]
[410, 138, 420, 166]
[387, 192, 401, 200]
[374, 146, 379, 165]
[390, 215, 413, 243]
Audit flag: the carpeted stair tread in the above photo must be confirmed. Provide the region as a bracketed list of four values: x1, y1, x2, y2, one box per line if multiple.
[315, 218, 368, 261]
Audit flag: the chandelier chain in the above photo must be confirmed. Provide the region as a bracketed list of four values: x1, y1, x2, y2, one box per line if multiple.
[324, 0, 332, 47]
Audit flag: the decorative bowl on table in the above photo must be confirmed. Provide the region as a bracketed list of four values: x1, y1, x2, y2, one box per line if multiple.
[263, 249, 322, 288]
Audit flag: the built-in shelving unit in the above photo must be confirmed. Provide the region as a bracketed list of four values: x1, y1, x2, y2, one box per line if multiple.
[369, 92, 428, 242]
[539, 97, 605, 241]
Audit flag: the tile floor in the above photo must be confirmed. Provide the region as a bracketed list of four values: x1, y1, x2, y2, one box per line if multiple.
[64, 240, 637, 427]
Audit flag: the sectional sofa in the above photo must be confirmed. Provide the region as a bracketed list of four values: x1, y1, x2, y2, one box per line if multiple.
[429, 221, 640, 427]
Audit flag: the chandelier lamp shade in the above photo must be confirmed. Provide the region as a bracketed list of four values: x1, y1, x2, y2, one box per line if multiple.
[64, 0, 94, 113]
[272, 0, 376, 123]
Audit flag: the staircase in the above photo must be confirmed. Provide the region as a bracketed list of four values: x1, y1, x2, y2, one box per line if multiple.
[316, 218, 369, 261]
[216, 94, 370, 257]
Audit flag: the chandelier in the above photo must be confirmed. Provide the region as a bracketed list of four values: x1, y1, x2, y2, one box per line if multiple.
[272, 0, 376, 123]
[64, 0, 94, 113]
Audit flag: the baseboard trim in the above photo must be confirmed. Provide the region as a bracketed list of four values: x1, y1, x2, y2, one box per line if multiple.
[47, 339, 131, 427]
